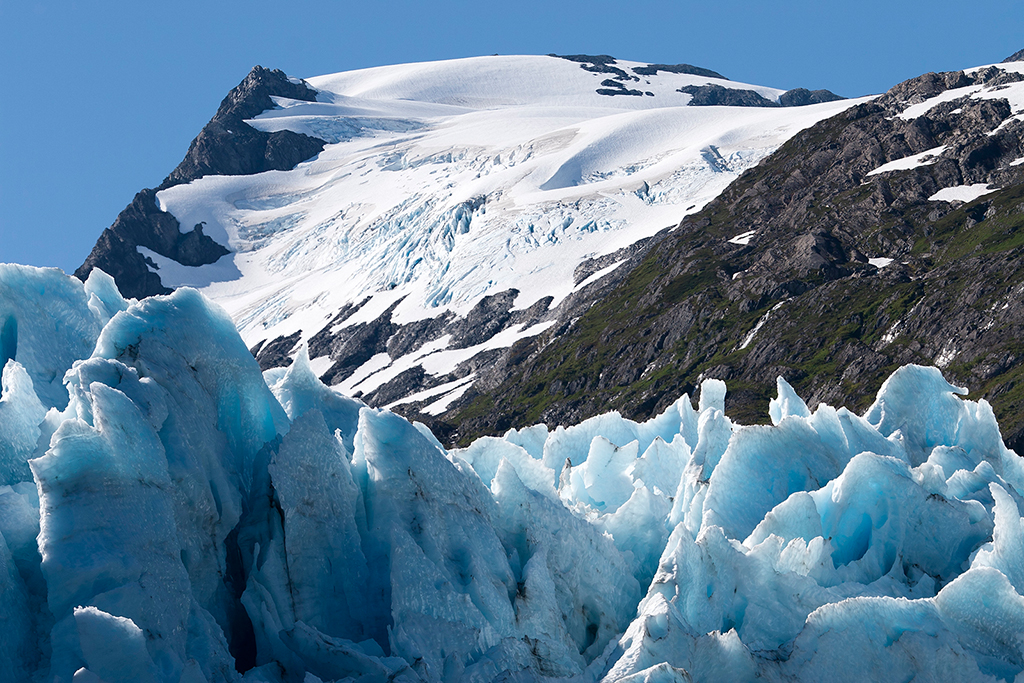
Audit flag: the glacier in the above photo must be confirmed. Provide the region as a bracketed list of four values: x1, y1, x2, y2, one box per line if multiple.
[136, 55, 865, 408]
[2, 264, 1024, 682]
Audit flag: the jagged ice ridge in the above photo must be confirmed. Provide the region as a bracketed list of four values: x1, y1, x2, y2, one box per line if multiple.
[2, 264, 1024, 682]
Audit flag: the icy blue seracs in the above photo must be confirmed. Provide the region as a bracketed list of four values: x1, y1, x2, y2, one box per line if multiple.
[1, 263, 1024, 682]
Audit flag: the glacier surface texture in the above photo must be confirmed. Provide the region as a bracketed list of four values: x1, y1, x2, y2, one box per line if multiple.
[139, 55, 863, 408]
[2, 264, 1024, 683]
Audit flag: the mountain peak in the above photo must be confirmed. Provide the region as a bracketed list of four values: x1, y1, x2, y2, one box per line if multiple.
[159, 65, 322, 189]
[74, 54, 865, 424]
[75, 66, 326, 298]
[1004, 47, 1024, 63]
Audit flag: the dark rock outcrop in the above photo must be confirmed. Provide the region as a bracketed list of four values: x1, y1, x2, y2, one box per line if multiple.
[160, 66, 326, 187]
[632, 63, 727, 79]
[74, 189, 229, 297]
[778, 88, 845, 106]
[76, 66, 326, 299]
[1003, 48, 1024, 63]
[550, 54, 638, 81]
[678, 84, 777, 107]
[680, 85, 846, 108]
[597, 79, 647, 97]
[252, 330, 302, 370]
[308, 301, 401, 387]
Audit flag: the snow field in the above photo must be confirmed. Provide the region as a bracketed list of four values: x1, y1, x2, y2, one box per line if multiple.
[929, 184, 1000, 203]
[1, 266, 1024, 681]
[865, 145, 947, 176]
[148, 55, 862, 396]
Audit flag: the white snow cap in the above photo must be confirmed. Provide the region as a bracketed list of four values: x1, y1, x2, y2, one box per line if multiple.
[150, 55, 863, 405]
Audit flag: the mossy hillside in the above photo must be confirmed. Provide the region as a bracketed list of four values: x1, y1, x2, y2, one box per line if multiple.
[446, 70, 1024, 446]
[452, 172, 1024, 444]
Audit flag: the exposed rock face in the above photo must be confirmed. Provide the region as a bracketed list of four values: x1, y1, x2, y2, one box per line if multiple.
[442, 65, 1024, 450]
[160, 66, 326, 186]
[631, 62, 727, 79]
[251, 330, 303, 369]
[597, 79, 649, 97]
[73, 189, 229, 298]
[678, 83, 777, 107]
[76, 66, 326, 299]
[679, 84, 845, 107]
[778, 87, 845, 106]
[1003, 48, 1024, 62]
[307, 300, 403, 388]
[550, 54, 640, 81]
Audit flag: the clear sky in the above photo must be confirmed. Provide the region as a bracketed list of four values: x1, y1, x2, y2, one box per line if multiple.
[1, 0, 1021, 274]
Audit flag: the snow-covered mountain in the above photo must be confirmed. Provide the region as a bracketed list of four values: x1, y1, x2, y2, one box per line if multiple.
[9, 49, 1024, 683]
[79, 54, 855, 416]
[447, 55, 1024, 446]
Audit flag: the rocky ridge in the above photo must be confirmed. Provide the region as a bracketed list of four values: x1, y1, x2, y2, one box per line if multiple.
[439, 57, 1024, 449]
[73, 53, 1024, 452]
[75, 67, 326, 299]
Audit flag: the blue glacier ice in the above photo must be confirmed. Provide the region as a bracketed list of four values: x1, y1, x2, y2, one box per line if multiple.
[0, 266, 126, 411]
[1, 264, 1024, 682]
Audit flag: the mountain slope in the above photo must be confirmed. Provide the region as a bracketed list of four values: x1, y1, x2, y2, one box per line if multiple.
[448, 59, 1024, 448]
[76, 54, 856, 422]
[76, 66, 326, 298]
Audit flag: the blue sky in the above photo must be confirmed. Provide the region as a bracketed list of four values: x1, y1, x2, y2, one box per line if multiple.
[1, 0, 1021, 274]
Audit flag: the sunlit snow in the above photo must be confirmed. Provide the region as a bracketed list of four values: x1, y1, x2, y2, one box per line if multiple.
[150, 56, 862, 385]
[865, 145, 946, 175]
[929, 183, 1000, 203]
[728, 229, 756, 246]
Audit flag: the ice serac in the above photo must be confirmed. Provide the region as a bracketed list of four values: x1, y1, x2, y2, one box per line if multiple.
[267, 408, 373, 642]
[33, 379, 235, 682]
[265, 344, 362, 452]
[0, 264, 124, 411]
[0, 266, 135, 681]
[0, 360, 46, 485]
[21, 285, 291, 681]
[0, 519, 33, 682]
[5, 273, 1024, 681]
[354, 406, 518, 675]
[491, 460, 640, 677]
[602, 366, 1024, 683]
